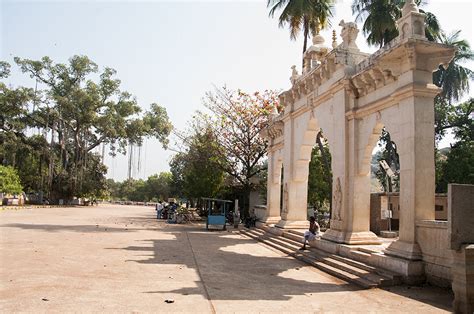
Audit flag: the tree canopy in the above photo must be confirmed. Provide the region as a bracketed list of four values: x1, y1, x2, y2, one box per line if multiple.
[1, 56, 172, 201]
[0, 165, 23, 195]
[268, 0, 335, 53]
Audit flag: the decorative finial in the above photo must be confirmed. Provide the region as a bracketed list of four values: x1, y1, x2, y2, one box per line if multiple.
[402, 0, 419, 16]
[332, 30, 337, 49]
[290, 65, 300, 85]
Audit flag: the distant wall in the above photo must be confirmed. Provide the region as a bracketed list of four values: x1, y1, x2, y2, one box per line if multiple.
[249, 190, 264, 213]
[370, 193, 448, 234]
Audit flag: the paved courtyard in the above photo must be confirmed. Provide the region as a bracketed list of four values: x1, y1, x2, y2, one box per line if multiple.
[0, 204, 453, 313]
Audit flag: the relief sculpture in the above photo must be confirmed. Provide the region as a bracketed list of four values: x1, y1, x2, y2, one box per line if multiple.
[333, 177, 342, 220]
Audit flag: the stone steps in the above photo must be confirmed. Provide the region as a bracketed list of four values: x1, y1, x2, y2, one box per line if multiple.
[241, 227, 401, 289]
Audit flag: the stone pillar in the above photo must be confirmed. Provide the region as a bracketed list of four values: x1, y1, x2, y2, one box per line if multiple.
[322, 114, 381, 244]
[448, 184, 474, 313]
[452, 245, 474, 313]
[385, 92, 436, 260]
[277, 160, 309, 229]
[263, 152, 282, 224]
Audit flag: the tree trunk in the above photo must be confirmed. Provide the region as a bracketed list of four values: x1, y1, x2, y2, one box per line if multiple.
[242, 183, 251, 219]
[302, 18, 310, 69]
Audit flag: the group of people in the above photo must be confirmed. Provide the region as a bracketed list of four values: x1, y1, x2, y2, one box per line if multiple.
[155, 199, 320, 249]
[155, 200, 178, 221]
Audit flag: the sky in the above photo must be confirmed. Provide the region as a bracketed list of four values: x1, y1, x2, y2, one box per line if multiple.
[2, 0, 473, 181]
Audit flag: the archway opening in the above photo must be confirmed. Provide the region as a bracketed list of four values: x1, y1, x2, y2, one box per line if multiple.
[370, 127, 400, 234]
[307, 130, 333, 230]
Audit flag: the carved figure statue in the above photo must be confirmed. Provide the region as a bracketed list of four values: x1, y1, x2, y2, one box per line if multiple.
[290, 65, 300, 85]
[283, 183, 289, 214]
[339, 20, 359, 50]
[333, 177, 342, 220]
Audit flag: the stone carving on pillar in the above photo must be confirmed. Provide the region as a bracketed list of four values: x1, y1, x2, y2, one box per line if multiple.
[282, 183, 288, 214]
[333, 177, 342, 220]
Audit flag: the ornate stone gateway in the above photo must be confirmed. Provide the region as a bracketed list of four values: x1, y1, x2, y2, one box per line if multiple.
[262, 1, 455, 261]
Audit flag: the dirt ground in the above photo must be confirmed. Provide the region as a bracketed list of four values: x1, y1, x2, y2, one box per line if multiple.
[0, 204, 453, 313]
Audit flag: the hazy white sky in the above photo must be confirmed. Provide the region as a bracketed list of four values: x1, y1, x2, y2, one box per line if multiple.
[2, 0, 473, 181]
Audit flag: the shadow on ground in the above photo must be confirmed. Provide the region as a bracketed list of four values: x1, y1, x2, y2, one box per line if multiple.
[1, 223, 137, 233]
[112, 227, 361, 301]
[111, 224, 453, 310]
[381, 284, 453, 312]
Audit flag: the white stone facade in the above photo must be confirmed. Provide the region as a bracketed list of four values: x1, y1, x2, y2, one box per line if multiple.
[261, 0, 455, 263]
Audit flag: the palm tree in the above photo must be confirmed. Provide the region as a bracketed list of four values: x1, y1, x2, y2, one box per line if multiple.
[433, 30, 474, 104]
[268, 0, 335, 54]
[351, 0, 441, 47]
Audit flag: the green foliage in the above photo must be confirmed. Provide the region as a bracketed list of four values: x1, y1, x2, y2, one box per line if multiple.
[0, 61, 11, 78]
[145, 172, 172, 201]
[373, 129, 400, 192]
[0, 165, 23, 195]
[1, 135, 49, 193]
[433, 31, 474, 105]
[1, 55, 172, 201]
[198, 87, 280, 215]
[107, 171, 174, 202]
[351, 0, 440, 47]
[268, 0, 335, 53]
[437, 142, 474, 192]
[307, 144, 332, 210]
[170, 127, 226, 201]
[436, 98, 474, 192]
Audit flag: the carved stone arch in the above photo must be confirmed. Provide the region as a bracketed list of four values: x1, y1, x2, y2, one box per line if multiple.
[357, 105, 402, 176]
[271, 149, 283, 184]
[358, 116, 384, 176]
[296, 110, 336, 160]
[297, 112, 320, 163]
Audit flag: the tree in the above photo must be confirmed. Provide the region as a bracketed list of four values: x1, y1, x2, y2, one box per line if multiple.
[432, 32, 473, 141]
[144, 172, 173, 201]
[199, 87, 280, 216]
[433, 31, 474, 105]
[374, 129, 400, 192]
[307, 144, 332, 210]
[170, 126, 226, 203]
[351, 0, 440, 47]
[106, 179, 121, 200]
[436, 98, 474, 192]
[268, 0, 335, 54]
[5, 55, 172, 200]
[0, 62, 35, 166]
[1, 135, 50, 193]
[437, 141, 474, 191]
[0, 165, 23, 195]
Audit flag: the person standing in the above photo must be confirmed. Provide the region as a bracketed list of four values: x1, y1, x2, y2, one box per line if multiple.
[156, 201, 164, 219]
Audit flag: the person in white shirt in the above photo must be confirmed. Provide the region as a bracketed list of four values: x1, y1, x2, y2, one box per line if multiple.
[156, 201, 164, 219]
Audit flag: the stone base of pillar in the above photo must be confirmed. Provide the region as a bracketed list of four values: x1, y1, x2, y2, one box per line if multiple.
[384, 240, 423, 261]
[276, 219, 308, 229]
[260, 216, 281, 225]
[322, 229, 382, 245]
